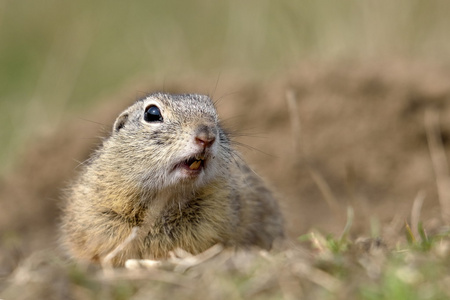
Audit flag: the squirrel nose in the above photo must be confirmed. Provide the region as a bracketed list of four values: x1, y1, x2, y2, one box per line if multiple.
[195, 134, 216, 149]
[195, 125, 216, 149]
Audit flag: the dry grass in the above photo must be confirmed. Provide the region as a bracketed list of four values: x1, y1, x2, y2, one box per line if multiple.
[2, 217, 450, 299]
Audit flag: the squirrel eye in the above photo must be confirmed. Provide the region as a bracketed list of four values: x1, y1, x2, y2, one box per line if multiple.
[144, 105, 163, 122]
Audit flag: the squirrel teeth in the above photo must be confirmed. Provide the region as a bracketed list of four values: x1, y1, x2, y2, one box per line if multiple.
[189, 160, 202, 170]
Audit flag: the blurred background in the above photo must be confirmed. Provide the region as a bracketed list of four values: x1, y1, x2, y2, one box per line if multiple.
[2, 0, 450, 172]
[2, 0, 450, 274]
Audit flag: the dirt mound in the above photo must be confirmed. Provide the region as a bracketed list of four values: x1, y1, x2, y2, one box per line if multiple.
[2, 60, 450, 274]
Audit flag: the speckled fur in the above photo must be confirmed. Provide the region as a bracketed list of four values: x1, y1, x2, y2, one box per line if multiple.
[61, 93, 284, 266]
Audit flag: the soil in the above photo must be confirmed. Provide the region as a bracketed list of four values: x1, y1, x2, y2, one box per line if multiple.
[2, 60, 450, 274]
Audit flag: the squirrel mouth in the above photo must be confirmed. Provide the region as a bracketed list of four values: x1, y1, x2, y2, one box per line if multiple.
[175, 154, 207, 174]
[185, 156, 205, 171]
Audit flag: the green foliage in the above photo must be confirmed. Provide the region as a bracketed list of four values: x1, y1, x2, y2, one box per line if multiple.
[296, 207, 450, 300]
[359, 250, 449, 300]
[68, 264, 102, 294]
[405, 220, 450, 252]
[325, 234, 350, 254]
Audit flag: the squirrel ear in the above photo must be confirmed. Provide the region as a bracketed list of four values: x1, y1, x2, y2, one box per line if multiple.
[113, 111, 129, 133]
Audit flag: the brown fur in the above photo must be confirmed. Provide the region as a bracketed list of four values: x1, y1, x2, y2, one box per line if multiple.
[61, 93, 283, 266]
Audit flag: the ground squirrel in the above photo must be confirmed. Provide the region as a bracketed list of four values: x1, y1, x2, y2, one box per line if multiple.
[61, 93, 284, 266]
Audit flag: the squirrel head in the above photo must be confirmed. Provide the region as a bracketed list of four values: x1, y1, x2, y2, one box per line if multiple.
[104, 93, 233, 191]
